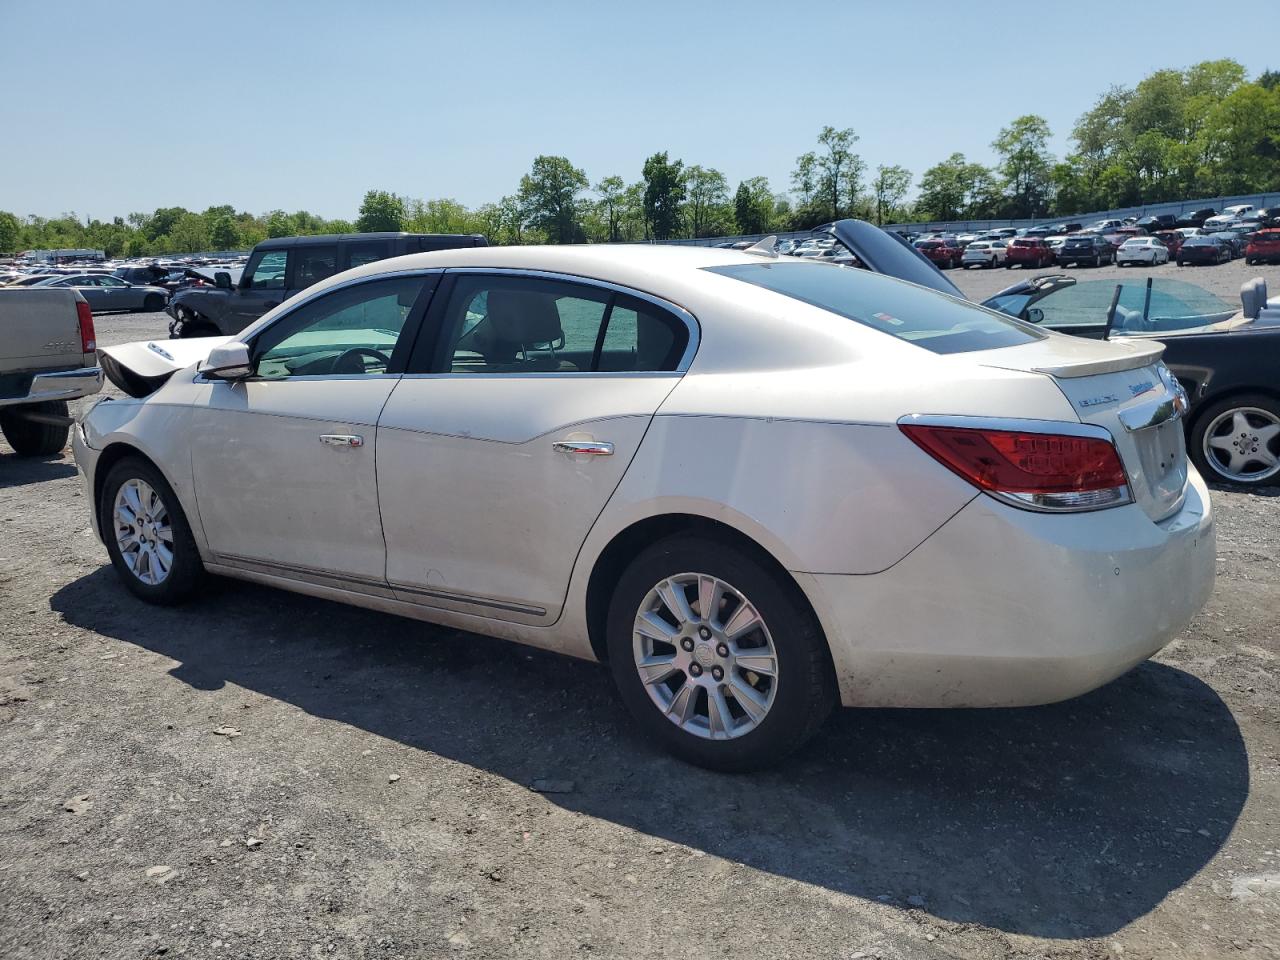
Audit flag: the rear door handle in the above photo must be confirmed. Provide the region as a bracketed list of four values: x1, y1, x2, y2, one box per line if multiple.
[552, 440, 613, 456]
[320, 434, 364, 447]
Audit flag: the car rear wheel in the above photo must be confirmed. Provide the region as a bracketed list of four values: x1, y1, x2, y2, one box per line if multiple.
[143, 293, 164, 312]
[606, 535, 837, 771]
[0, 400, 70, 457]
[100, 457, 204, 604]
[1190, 395, 1280, 486]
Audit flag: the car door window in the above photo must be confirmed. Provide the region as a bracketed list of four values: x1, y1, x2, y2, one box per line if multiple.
[343, 241, 390, 270]
[250, 275, 427, 379]
[428, 274, 688, 374]
[293, 245, 338, 287]
[244, 250, 287, 290]
[98, 276, 127, 287]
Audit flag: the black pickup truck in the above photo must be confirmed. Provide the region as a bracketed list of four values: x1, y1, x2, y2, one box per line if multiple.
[167, 231, 487, 338]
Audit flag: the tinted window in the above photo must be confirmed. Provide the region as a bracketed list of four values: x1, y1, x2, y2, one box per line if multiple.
[251, 276, 425, 378]
[432, 274, 688, 374]
[704, 261, 1043, 355]
[245, 250, 287, 290]
[344, 240, 390, 270]
[294, 245, 337, 287]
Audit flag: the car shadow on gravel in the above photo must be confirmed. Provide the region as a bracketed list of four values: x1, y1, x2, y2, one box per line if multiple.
[51, 568, 1248, 940]
[0, 452, 77, 488]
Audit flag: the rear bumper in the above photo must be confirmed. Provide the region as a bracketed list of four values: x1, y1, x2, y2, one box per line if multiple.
[801, 468, 1215, 708]
[0, 366, 102, 409]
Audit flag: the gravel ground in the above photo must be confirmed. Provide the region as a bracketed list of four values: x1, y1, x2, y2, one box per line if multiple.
[1, 265, 1279, 960]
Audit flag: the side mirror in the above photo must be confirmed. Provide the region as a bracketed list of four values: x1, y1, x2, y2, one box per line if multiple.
[202, 341, 253, 381]
[1027, 307, 1045, 324]
[214, 271, 232, 290]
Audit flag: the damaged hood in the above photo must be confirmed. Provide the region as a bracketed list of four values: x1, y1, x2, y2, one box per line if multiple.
[99, 336, 230, 397]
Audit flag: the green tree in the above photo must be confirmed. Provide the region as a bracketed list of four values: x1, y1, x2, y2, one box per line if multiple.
[992, 115, 1055, 217]
[733, 177, 774, 234]
[642, 152, 686, 240]
[916, 153, 993, 221]
[683, 165, 732, 238]
[871, 165, 912, 225]
[594, 175, 627, 242]
[0, 211, 21, 253]
[517, 155, 588, 244]
[355, 190, 406, 233]
[208, 214, 239, 250]
[791, 126, 865, 224]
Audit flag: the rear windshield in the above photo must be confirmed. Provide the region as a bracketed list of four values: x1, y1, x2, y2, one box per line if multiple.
[704, 261, 1044, 355]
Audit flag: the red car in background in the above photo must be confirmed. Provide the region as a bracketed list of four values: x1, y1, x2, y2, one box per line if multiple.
[1245, 228, 1280, 265]
[1004, 237, 1056, 269]
[913, 237, 963, 269]
[1152, 230, 1184, 258]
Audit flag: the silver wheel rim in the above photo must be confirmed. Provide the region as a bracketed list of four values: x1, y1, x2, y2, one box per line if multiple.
[112, 479, 174, 585]
[1202, 407, 1280, 483]
[632, 572, 778, 741]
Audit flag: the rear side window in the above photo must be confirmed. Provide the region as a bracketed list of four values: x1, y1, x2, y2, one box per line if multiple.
[294, 245, 337, 287]
[704, 261, 1043, 355]
[344, 241, 391, 270]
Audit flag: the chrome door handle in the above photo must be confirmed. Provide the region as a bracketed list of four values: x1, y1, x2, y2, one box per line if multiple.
[552, 440, 613, 456]
[319, 434, 364, 447]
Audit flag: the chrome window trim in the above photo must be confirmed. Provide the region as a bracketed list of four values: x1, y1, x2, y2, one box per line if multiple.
[897, 413, 1115, 441]
[440, 266, 701, 373]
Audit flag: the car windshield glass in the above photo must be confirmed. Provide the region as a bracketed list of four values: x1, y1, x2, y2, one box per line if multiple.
[1014, 278, 1237, 335]
[704, 261, 1043, 355]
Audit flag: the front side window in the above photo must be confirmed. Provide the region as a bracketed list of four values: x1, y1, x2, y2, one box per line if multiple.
[98, 276, 126, 287]
[294, 245, 337, 287]
[245, 250, 287, 290]
[705, 261, 1042, 355]
[432, 274, 688, 374]
[250, 276, 426, 378]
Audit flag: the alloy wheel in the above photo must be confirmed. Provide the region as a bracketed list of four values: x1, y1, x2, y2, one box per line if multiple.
[1202, 407, 1280, 483]
[632, 572, 778, 740]
[112, 479, 175, 585]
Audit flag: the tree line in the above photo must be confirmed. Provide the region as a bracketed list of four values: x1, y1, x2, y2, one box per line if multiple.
[2, 59, 1275, 257]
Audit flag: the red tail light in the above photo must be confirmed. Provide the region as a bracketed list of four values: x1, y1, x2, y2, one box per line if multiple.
[76, 300, 96, 353]
[900, 423, 1131, 511]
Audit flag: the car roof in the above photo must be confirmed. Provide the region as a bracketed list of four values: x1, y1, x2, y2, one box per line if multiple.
[254, 232, 485, 250]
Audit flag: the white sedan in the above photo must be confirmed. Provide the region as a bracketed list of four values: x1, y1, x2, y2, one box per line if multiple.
[961, 240, 1006, 268]
[74, 239, 1215, 770]
[1116, 237, 1171, 267]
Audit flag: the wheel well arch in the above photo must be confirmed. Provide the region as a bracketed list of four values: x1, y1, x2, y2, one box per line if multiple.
[92, 442, 171, 521]
[583, 513, 828, 666]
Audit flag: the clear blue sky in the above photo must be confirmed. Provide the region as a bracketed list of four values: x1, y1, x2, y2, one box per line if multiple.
[1, 0, 1275, 221]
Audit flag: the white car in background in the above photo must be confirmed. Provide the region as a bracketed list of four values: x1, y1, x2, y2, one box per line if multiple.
[74, 227, 1215, 770]
[961, 239, 1007, 268]
[1116, 237, 1171, 267]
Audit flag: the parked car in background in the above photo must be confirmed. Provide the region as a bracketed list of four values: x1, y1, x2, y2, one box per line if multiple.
[113, 264, 177, 289]
[1245, 228, 1280, 265]
[1222, 204, 1255, 220]
[2, 274, 58, 287]
[1152, 230, 1185, 258]
[1209, 230, 1246, 259]
[1136, 214, 1178, 232]
[1177, 236, 1231, 266]
[1057, 234, 1116, 267]
[0, 288, 101, 456]
[913, 237, 962, 269]
[1088, 219, 1126, 233]
[1256, 207, 1280, 226]
[1116, 237, 1171, 266]
[76, 235, 1215, 769]
[1176, 208, 1218, 228]
[33, 273, 169, 313]
[1022, 225, 1055, 238]
[167, 232, 489, 337]
[961, 240, 1006, 269]
[1004, 237, 1056, 269]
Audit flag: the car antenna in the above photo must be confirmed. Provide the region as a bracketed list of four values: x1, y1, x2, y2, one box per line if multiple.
[1142, 276, 1153, 328]
[743, 236, 779, 259]
[1103, 283, 1123, 340]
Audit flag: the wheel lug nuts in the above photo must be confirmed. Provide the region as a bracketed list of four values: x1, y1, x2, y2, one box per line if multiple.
[680, 638, 694, 652]
[689, 663, 703, 677]
[711, 666, 724, 681]
[698, 626, 712, 640]
[716, 643, 729, 658]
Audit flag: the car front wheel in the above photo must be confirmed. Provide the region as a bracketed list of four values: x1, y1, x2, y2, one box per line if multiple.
[1190, 395, 1280, 486]
[606, 534, 836, 771]
[100, 457, 204, 604]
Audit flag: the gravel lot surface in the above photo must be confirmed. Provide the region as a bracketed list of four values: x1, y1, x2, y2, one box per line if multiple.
[2, 259, 1279, 959]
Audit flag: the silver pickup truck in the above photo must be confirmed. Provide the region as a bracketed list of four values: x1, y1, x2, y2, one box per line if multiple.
[0, 288, 103, 456]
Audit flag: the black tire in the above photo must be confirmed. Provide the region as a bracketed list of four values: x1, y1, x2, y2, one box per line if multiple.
[143, 293, 164, 312]
[0, 400, 70, 456]
[99, 456, 204, 604]
[605, 534, 837, 772]
[1189, 393, 1280, 487]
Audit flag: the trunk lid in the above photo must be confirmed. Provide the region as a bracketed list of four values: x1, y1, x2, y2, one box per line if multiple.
[977, 333, 1188, 521]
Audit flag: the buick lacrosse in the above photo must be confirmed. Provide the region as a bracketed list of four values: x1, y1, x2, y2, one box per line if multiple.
[75, 238, 1215, 770]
